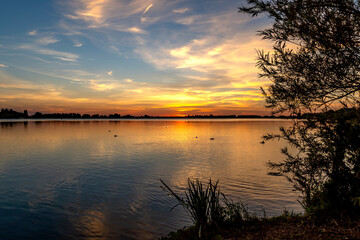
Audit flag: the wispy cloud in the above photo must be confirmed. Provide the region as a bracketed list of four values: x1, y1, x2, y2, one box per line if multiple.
[134, 9, 271, 76]
[37, 36, 59, 45]
[72, 40, 83, 47]
[64, 0, 154, 26]
[17, 44, 79, 62]
[0, 64, 8, 67]
[1, 0, 273, 115]
[28, 30, 37, 36]
[53, 57, 77, 62]
[176, 15, 199, 25]
[173, 7, 189, 14]
[127, 7, 272, 114]
[140, 17, 147, 23]
[89, 80, 117, 91]
[143, 3, 153, 14]
[109, 46, 121, 54]
[127, 27, 145, 34]
[61, 0, 169, 34]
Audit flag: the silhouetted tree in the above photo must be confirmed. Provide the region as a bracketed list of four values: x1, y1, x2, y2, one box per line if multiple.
[0, 108, 26, 118]
[240, 0, 360, 217]
[23, 110, 28, 118]
[241, 0, 360, 114]
[34, 112, 43, 118]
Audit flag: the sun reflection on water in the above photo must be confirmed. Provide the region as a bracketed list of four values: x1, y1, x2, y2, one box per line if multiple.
[0, 119, 301, 239]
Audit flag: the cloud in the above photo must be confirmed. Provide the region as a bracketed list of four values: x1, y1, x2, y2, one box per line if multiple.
[127, 27, 145, 34]
[61, 0, 168, 33]
[135, 9, 271, 76]
[11, 0, 272, 115]
[0, 64, 8, 68]
[58, 21, 83, 36]
[140, 17, 147, 23]
[28, 30, 37, 36]
[0, 65, 267, 115]
[37, 36, 59, 45]
[128, 8, 273, 114]
[72, 40, 83, 47]
[175, 15, 200, 25]
[0, 71, 51, 90]
[64, 0, 155, 25]
[89, 80, 116, 91]
[54, 57, 78, 62]
[109, 46, 121, 54]
[143, 3, 153, 14]
[17, 44, 79, 62]
[173, 8, 189, 14]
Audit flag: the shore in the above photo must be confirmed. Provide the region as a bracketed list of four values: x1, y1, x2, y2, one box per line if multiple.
[160, 215, 360, 240]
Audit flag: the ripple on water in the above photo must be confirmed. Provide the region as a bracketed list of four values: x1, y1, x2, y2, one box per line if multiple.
[0, 119, 301, 239]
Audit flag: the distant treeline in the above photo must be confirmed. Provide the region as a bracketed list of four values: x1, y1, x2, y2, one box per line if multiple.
[0, 109, 29, 119]
[0, 108, 296, 119]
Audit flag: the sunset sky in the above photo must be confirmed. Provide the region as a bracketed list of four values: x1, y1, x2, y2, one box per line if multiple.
[0, 0, 273, 116]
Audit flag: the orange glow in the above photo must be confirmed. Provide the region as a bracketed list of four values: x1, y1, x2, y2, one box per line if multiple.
[0, 0, 274, 116]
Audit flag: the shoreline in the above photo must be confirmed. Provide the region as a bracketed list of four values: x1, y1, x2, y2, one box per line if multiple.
[160, 214, 360, 240]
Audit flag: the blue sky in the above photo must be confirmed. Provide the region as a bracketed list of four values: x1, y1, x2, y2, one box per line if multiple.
[0, 0, 272, 116]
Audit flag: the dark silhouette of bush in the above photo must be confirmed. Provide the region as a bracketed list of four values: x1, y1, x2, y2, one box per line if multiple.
[240, 0, 360, 218]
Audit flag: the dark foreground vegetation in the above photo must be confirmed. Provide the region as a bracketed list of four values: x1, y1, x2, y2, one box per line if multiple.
[161, 0, 360, 238]
[160, 179, 360, 240]
[161, 215, 360, 240]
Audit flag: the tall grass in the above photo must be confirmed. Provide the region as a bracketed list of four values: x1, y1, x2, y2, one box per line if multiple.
[161, 179, 221, 227]
[160, 178, 251, 238]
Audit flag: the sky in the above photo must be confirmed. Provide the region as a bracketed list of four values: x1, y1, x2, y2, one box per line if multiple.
[0, 0, 273, 116]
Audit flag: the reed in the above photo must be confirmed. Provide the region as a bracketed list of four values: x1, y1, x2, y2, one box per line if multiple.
[161, 179, 222, 228]
[160, 178, 252, 238]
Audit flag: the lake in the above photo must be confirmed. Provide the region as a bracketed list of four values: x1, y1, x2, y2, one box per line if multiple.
[0, 119, 302, 239]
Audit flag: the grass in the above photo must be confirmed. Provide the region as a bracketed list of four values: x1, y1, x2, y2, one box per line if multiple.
[160, 178, 256, 239]
[159, 179, 360, 240]
[160, 179, 223, 238]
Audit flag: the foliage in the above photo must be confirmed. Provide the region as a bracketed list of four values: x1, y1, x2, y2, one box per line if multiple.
[160, 179, 251, 238]
[161, 179, 220, 229]
[222, 194, 253, 225]
[240, 0, 360, 114]
[240, 0, 360, 218]
[266, 109, 360, 216]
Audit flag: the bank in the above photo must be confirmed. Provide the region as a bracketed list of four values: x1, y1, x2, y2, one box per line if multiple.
[160, 214, 360, 240]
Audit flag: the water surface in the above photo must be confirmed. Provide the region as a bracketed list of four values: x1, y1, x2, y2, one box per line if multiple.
[0, 119, 302, 239]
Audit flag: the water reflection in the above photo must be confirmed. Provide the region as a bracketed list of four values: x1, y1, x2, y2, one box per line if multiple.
[0, 119, 301, 239]
[1, 121, 28, 129]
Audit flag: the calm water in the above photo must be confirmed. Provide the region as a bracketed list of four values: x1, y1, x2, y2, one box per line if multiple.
[0, 119, 302, 239]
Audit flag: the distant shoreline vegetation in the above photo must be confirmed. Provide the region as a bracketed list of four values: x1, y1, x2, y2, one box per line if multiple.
[0, 108, 298, 119]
